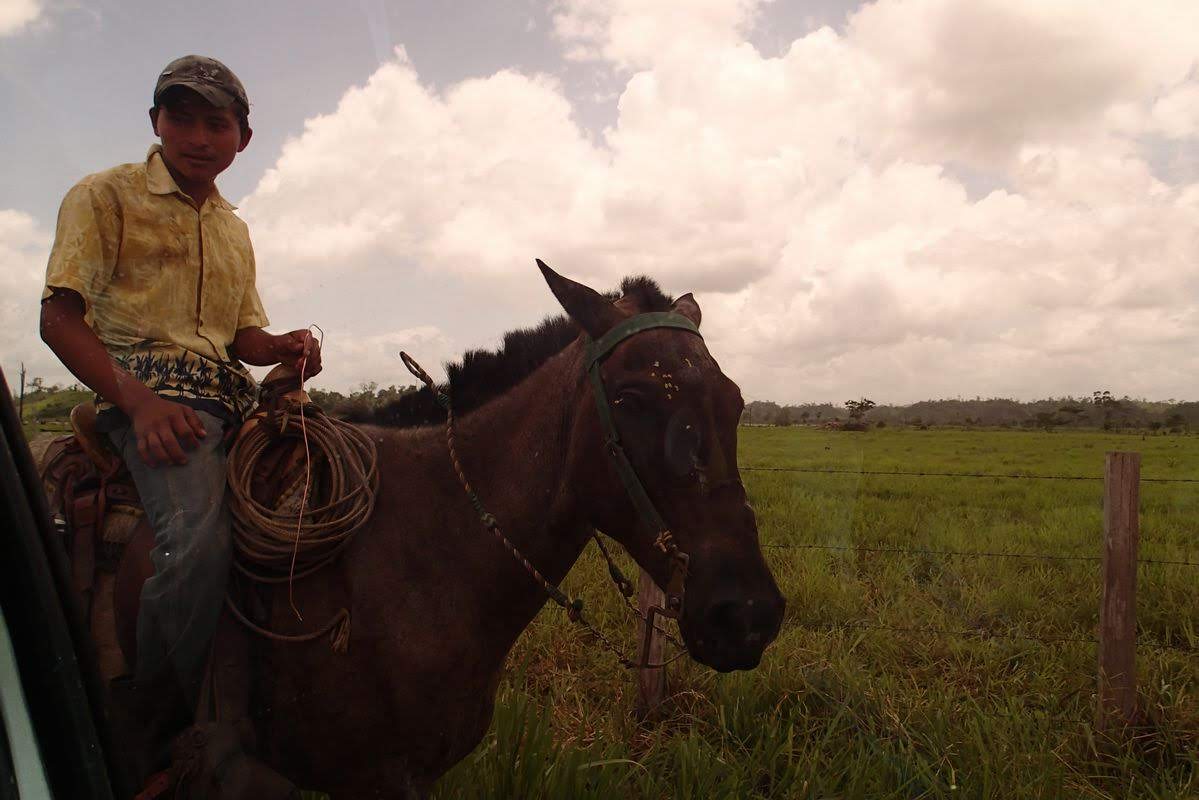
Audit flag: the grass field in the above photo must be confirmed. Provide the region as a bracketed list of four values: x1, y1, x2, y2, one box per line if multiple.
[17, 386, 91, 442]
[433, 427, 1199, 799]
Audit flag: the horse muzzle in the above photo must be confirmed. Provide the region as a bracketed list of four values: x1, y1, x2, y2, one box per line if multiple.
[684, 587, 785, 672]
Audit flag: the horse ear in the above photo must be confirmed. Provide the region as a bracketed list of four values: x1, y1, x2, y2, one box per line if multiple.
[536, 259, 626, 339]
[672, 292, 702, 327]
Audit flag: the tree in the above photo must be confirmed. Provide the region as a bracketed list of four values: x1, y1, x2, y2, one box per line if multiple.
[1058, 404, 1085, 425]
[1091, 389, 1125, 430]
[1035, 411, 1061, 432]
[845, 398, 876, 421]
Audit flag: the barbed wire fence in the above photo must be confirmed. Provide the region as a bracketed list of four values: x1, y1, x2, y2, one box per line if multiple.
[632, 453, 1198, 734]
[761, 541, 1199, 569]
[739, 464, 1199, 483]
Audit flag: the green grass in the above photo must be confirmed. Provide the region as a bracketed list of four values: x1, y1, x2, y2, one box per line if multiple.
[434, 427, 1199, 799]
[15, 387, 91, 441]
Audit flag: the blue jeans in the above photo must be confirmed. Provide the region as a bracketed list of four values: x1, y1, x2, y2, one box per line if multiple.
[107, 410, 232, 689]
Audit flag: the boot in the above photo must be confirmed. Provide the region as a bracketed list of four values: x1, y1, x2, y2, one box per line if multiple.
[166, 610, 300, 799]
[107, 669, 192, 789]
[170, 722, 299, 799]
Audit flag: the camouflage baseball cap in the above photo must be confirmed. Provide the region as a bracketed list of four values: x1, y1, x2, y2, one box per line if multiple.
[154, 55, 249, 113]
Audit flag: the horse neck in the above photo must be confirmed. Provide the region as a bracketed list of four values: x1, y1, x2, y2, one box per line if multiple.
[424, 345, 595, 628]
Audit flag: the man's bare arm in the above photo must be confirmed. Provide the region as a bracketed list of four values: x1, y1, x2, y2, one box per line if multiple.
[39, 288, 206, 467]
[232, 326, 321, 377]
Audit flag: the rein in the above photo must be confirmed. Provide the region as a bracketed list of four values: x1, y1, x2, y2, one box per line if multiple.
[401, 311, 701, 670]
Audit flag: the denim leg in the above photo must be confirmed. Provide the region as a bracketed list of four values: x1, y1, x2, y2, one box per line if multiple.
[107, 410, 232, 690]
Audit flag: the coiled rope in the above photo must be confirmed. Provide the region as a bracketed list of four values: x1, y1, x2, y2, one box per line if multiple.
[225, 355, 379, 652]
[227, 405, 379, 583]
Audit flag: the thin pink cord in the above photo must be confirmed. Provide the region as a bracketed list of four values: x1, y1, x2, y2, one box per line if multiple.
[287, 325, 323, 621]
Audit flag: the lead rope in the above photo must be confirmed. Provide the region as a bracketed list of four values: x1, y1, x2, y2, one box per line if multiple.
[287, 324, 323, 620]
[400, 352, 686, 670]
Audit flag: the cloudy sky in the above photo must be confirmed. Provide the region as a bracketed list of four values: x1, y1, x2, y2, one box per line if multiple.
[3, 0, 1198, 405]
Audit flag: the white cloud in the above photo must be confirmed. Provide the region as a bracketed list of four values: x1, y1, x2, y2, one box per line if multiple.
[551, 0, 767, 71]
[846, 0, 1199, 166]
[0, 209, 60, 387]
[0, 0, 43, 36]
[243, 47, 606, 288]
[238, 2, 1199, 403]
[1149, 82, 1199, 140]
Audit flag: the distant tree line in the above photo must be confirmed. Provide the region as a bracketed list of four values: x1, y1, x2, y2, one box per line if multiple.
[13, 379, 1197, 434]
[308, 382, 420, 419]
[12, 378, 421, 424]
[741, 391, 1199, 433]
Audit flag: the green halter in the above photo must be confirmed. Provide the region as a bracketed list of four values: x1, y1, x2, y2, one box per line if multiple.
[584, 312, 701, 616]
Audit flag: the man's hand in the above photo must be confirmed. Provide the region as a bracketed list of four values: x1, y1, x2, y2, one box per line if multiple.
[128, 394, 208, 467]
[231, 325, 323, 377]
[277, 329, 322, 379]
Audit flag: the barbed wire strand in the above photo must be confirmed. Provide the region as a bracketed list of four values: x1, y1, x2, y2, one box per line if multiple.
[793, 619, 1095, 645]
[762, 542, 1199, 568]
[791, 623, 1194, 652]
[741, 466, 1199, 484]
[790, 619, 1198, 654]
[765, 542, 1097, 562]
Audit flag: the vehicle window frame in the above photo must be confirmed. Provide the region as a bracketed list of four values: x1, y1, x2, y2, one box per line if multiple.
[0, 366, 116, 799]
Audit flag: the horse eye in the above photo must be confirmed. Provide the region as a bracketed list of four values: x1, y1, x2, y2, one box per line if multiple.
[613, 389, 647, 411]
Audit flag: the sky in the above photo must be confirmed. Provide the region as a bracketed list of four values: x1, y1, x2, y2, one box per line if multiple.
[2, 0, 1198, 405]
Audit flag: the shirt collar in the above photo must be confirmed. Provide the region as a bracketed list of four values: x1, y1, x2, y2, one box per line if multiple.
[145, 144, 237, 211]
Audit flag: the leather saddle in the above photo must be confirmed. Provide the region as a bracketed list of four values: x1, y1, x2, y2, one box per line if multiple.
[39, 404, 144, 678]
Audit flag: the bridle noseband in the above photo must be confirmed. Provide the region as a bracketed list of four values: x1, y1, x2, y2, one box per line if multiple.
[585, 311, 702, 624]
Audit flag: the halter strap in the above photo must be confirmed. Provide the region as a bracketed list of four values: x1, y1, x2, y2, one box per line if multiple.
[585, 311, 701, 616]
[585, 312, 700, 368]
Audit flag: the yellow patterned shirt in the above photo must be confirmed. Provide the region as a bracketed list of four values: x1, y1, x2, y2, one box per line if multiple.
[42, 144, 270, 424]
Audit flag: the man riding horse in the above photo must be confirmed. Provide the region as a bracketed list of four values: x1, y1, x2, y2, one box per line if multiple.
[38, 54, 786, 800]
[39, 55, 316, 796]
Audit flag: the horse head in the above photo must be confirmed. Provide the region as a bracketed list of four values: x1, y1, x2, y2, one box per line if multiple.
[539, 260, 784, 673]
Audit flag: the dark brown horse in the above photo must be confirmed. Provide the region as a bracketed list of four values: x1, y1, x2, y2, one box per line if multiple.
[152, 263, 785, 797]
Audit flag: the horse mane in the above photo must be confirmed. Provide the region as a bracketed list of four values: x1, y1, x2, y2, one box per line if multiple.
[359, 276, 675, 428]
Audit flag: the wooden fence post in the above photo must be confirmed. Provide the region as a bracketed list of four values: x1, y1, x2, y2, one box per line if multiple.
[636, 568, 667, 717]
[18, 362, 25, 422]
[1096, 451, 1140, 736]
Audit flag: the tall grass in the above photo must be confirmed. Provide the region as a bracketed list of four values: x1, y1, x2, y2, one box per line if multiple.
[434, 428, 1199, 799]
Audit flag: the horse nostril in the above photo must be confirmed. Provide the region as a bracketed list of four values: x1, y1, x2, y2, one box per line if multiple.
[703, 594, 783, 653]
[704, 599, 749, 641]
